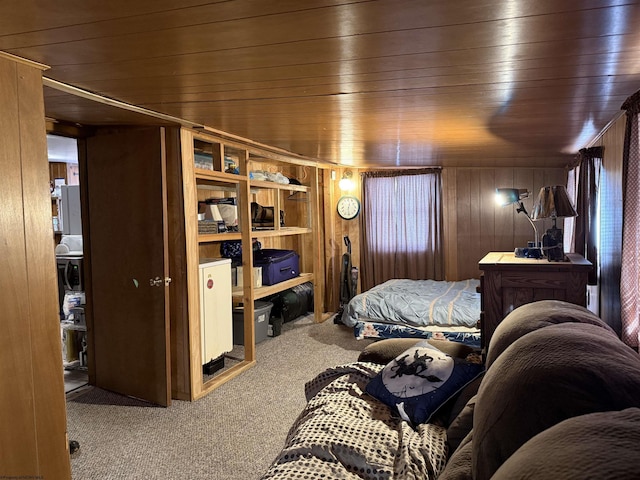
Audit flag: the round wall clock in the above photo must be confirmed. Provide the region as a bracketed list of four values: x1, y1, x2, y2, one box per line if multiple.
[337, 195, 361, 220]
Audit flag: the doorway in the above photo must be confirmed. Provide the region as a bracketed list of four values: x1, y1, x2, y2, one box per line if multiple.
[48, 133, 89, 394]
[48, 127, 173, 407]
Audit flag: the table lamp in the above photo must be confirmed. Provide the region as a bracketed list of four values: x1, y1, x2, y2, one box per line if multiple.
[495, 188, 542, 258]
[530, 185, 578, 261]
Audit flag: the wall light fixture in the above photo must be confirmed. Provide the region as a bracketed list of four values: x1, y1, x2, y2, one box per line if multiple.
[339, 170, 355, 191]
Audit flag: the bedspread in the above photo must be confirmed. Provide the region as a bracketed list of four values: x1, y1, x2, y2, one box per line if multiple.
[341, 279, 481, 329]
[260, 362, 448, 480]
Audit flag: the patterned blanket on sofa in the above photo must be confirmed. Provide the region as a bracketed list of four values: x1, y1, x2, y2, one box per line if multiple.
[260, 362, 448, 480]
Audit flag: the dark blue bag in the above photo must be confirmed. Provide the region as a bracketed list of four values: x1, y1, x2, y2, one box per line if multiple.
[220, 239, 262, 258]
[253, 249, 299, 285]
[220, 240, 242, 258]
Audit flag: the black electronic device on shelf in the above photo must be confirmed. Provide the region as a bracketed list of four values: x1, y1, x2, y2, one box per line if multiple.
[514, 242, 544, 259]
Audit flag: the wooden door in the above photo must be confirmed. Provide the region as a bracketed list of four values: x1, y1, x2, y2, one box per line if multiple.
[85, 127, 171, 406]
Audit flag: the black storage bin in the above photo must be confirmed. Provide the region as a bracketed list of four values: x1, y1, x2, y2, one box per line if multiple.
[203, 355, 225, 375]
[269, 316, 283, 337]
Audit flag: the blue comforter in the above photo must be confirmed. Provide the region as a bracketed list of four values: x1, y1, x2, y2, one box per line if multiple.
[341, 279, 481, 328]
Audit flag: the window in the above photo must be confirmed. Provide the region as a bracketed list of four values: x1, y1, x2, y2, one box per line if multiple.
[360, 170, 443, 289]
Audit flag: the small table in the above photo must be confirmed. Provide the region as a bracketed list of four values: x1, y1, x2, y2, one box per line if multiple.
[478, 252, 592, 351]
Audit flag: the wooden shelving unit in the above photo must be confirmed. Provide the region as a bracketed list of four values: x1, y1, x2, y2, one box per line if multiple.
[174, 128, 322, 400]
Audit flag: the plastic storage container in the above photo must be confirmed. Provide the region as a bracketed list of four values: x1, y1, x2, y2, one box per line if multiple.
[232, 300, 273, 345]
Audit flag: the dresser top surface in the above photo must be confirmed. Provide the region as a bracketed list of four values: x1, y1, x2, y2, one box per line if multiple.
[479, 251, 592, 269]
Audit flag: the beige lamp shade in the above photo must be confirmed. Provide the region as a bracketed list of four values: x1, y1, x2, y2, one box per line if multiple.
[531, 185, 578, 220]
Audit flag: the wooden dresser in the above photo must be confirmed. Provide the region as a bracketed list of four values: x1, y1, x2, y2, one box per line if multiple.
[478, 252, 592, 350]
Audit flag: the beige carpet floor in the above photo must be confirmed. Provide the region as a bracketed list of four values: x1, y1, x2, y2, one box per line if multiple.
[66, 315, 373, 479]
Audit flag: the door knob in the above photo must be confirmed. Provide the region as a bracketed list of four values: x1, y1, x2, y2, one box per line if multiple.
[149, 277, 172, 287]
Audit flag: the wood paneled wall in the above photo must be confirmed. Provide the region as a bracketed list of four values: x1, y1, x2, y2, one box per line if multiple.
[322, 167, 362, 313]
[0, 54, 71, 478]
[444, 167, 568, 280]
[49, 161, 67, 182]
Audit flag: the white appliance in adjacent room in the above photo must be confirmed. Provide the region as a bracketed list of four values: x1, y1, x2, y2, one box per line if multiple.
[55, 234, 85, 320]
[60, 184, 82, 235]
[55, 235, 88, 370]
[199, 258, 233, 368]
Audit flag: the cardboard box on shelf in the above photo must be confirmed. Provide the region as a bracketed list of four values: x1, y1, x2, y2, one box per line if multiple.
[234, 266, 263, 288]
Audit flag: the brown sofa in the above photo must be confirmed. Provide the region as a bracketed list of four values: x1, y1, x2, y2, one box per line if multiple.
[262, 300, 640, 479]
[440, 300, 640, 480]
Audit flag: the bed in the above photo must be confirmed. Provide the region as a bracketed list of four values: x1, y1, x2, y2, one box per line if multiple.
[340, 278, 482, 348]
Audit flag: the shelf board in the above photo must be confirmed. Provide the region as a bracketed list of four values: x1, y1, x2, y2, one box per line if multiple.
[249, 179, 309, 192]
[250, 227, 311, 237]
[196, 360, 256, 400]
[198, 232, 242, 243]
[198, 227, 310, 243]
[197, 183, 238, 193]
[195, 168, 247, 184]
[233, 272, 314, 300]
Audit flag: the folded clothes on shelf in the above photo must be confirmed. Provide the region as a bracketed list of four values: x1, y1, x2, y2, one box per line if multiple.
[249, 170, 290, 184]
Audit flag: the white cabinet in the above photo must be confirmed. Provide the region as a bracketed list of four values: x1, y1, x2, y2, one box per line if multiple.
[199, 258, 232, 366]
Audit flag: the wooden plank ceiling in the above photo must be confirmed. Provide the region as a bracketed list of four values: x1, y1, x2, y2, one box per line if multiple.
[1, 0, 640, 168]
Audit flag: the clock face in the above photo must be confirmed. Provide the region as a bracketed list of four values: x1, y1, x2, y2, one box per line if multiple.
[337, 195, 361, 220]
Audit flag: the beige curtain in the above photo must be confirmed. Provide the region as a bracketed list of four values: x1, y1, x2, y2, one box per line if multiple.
[360, 169, 443, 291]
